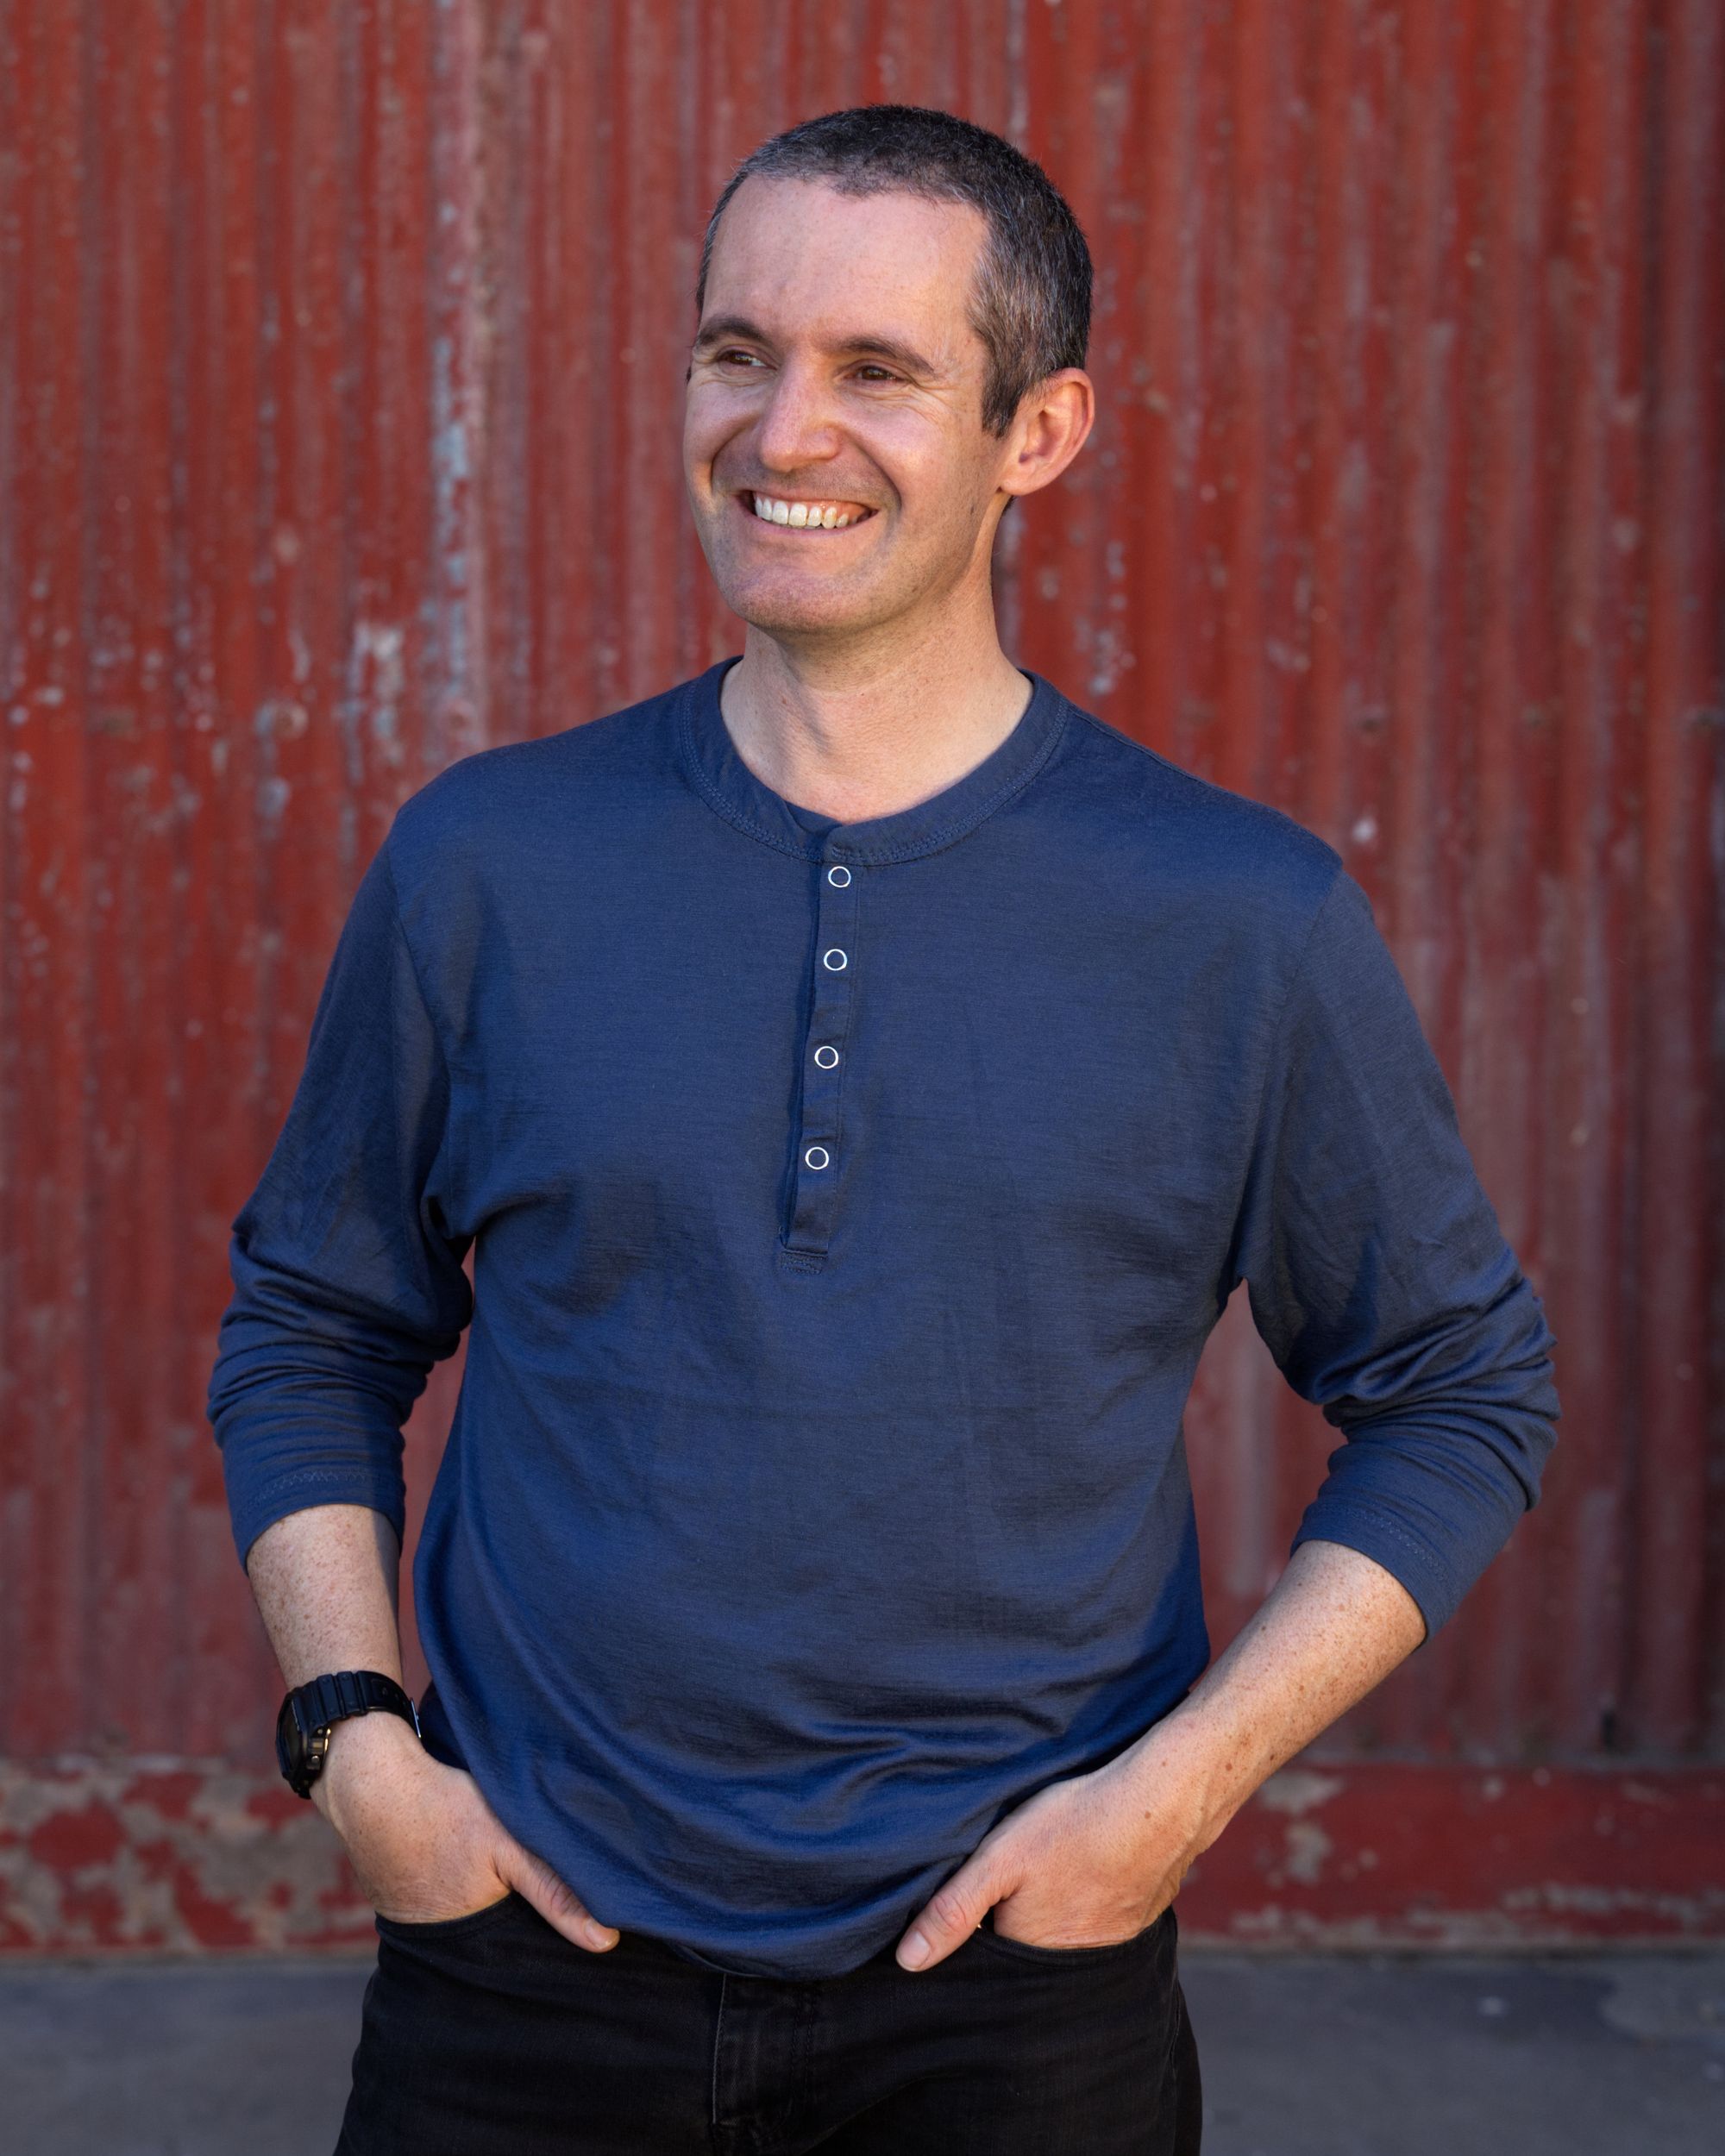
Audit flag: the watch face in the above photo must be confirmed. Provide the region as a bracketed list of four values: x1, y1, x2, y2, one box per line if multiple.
[275, 1690, 329, 1796]
[275, 1692, 306, 1787]
[275, 1673, 416, 1797]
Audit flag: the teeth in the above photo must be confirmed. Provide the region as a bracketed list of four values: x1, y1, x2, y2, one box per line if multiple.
[750, 493, 867, 530]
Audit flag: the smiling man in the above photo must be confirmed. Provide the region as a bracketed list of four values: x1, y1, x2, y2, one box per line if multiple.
[208, 106, 1559, 2155]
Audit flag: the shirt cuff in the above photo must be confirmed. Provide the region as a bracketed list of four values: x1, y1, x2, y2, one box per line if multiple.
[226, 1465, 406, 1573]
[1287, 1499, 1470, 1645]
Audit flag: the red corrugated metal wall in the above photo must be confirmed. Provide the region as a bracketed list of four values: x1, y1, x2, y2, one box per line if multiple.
[2, 1, 1721, 1952]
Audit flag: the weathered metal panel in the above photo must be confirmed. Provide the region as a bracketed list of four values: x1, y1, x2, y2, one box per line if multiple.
[3, 1758, 1720, 1956]
[1, 0, 1720, 1952]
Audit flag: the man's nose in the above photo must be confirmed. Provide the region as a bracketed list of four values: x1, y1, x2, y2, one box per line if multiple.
[751, 359, 842, 473]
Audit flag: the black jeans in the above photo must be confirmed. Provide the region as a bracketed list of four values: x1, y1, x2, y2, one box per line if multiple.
[336, 1890, 1201, 2153]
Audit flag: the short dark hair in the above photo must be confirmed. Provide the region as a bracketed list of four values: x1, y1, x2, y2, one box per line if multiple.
[695, 105, 1092, 438]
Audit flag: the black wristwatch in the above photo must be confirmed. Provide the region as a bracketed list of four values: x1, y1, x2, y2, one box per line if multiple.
[275, 1670, 422, 1798]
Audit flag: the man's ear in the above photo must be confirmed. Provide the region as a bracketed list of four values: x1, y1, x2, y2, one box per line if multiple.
[1005, 373, 1100, 506]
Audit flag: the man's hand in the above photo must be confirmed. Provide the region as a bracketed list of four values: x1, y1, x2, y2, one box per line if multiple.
[316, 1711, 620, 1952]
[894, 1716, 1219, 1971]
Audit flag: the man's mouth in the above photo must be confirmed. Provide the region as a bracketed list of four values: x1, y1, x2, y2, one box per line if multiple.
[739, 490, 877, 531]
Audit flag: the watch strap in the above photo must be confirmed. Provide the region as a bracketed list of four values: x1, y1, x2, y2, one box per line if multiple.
[276, 1669, 421, 1798]
[297, 1669, 419, 1736]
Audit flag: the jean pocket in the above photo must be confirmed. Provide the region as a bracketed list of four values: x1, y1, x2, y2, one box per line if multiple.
[373, 1888, 524, 1940]
[971, 1903, 1173, 1967]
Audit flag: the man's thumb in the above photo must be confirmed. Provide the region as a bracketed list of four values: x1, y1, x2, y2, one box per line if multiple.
[498, 1837, 618, 1952]
[896, 1859, 1003, 1971]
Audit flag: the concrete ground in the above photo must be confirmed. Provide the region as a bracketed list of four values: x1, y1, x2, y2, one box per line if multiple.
[0, 1947, 1721, 2153]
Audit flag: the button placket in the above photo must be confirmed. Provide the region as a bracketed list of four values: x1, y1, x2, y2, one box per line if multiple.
[785, 854, 860, 1257]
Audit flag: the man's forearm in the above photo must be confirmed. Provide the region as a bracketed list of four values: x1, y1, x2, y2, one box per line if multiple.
[246, 1502, 406, 1689]
[1114, 1537, 1427, 1839]
[245, 1501, 423, 1830]
[243, 1501, 614, 1944]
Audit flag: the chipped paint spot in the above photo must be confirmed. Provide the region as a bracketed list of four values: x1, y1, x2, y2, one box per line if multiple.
[1283, 1820, 1333, 1885]
[1255, 1770, 1346, 1817]
[1502, 1883, 1725, 1931]
[342, 620, 410, 771]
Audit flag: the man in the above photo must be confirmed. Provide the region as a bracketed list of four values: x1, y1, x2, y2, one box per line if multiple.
[208, 104, 1559, 2154]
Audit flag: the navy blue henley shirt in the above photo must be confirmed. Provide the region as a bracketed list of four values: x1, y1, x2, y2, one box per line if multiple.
[207, 655, 1560, 1978]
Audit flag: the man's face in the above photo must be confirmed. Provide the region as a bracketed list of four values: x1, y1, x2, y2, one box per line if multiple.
[683, 177, 1019, 641]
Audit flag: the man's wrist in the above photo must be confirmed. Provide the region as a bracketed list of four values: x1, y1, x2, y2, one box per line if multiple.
[1109, 1692, 1271, 1844]
[313, 1704, 427, 1832]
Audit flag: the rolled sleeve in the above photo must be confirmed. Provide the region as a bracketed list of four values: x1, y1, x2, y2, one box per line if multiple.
[204, 830, 474, 1568]
[1233, 868, 1560, 1641]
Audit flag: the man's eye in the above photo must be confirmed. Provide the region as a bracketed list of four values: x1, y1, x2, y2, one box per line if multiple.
[854, 366, 897, 383]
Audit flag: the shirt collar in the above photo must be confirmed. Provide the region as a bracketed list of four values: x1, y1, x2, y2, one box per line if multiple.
[676, 655, 1071, 866]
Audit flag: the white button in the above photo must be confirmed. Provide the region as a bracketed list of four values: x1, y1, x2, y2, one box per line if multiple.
[822, 948, 847, 971]
[813, 1045, 839, 1068]
[826, 864, 851, 887]
[804, 1144, 831, 1170]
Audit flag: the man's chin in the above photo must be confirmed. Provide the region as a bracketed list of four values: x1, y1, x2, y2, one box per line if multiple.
[716, 579, 889, 642]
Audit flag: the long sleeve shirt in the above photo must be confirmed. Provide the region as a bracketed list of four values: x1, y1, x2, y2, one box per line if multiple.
[206, 655, 1560, 1980]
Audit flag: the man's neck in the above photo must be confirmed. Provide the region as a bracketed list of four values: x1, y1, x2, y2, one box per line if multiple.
[718, 623, 1034, 826]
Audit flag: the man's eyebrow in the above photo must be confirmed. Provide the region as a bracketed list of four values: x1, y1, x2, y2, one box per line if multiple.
[689, 314, 768, 355]
[830, 332, 944, 378]
[691, 315, 944, 378]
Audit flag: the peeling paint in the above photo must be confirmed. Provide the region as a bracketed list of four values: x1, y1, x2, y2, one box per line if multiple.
[0, 1764, 374, 1956]
[3, 1762, 1720, 1959]
[1176, 1765, 1725, 1951]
